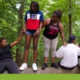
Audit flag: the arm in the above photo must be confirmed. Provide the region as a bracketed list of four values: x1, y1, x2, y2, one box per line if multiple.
[78, 47, 80, 56]
[59, 23, 66, 46]
[34, 18, 50, 35]
[42, 18, 50, 28]
[37, 21, 43, 32]
[34, 12, 44, 36]
[10, 32, 24, 47]
[34, 21, 43, 36]
[56, 46, 64, 58]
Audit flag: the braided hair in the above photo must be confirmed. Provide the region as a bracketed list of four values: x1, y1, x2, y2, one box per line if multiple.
[30, 1, 39, 14]
[52, 10, 62, 21]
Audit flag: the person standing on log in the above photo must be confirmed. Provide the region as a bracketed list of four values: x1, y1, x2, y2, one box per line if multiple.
[41, 10, 66, 70]
[19, 1, 44, 72]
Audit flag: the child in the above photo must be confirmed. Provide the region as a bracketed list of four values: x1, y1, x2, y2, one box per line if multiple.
[0, 32, 24, 73]
[20, 1, 44, 72]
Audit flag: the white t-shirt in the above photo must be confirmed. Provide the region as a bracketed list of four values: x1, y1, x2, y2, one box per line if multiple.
[56, 44, 80, 68]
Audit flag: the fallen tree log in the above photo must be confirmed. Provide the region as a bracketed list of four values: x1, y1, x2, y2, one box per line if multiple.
[3, 67, 80, 74]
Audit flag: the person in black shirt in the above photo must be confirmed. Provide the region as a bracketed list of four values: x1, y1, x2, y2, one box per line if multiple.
[41, 10, 66, 70]
[0, 32, 24, 74]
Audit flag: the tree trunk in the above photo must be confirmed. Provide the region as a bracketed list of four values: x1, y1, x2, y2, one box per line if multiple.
[69, 0, 72, 35]
[16, 0, 25, 66]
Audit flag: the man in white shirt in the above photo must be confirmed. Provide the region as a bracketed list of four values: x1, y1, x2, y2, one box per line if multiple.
[56, 35, 80, 70]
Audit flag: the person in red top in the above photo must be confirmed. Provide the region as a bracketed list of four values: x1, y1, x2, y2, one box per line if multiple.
[20, 1, 44, 72]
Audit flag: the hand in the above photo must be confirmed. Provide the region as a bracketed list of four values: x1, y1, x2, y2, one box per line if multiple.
[63, 42, 67, 46]
[34, 29, 40, 36]
[76, 45, 79, 47]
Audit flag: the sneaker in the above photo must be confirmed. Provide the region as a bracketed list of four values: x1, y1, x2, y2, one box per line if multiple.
[51, 63, 58, 69]
[41, 63, 48, 70]
[32, 63, 38, 72]
[19, 63, 27, 71]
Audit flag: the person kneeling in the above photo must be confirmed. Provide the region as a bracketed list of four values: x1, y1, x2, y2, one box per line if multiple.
[0, 32, 24, 74]
[56, 35, 80, 70]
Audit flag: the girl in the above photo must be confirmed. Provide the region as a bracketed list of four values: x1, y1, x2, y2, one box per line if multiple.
[41, 10, 66, 70]
[20, 1, 44, 71]
[0, 32, 24, 73]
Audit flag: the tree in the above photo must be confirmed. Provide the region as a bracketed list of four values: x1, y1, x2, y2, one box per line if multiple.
[69, 0, 72, 35]
[0, 0, 80, 66]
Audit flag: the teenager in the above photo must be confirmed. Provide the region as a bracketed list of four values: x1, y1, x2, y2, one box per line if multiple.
[19, 1, 44, 71]
[41, 10, 66, 70]
[56, 35, 80, 70]
[0, 32, 24, 73]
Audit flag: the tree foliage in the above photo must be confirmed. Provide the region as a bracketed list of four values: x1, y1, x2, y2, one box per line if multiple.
[0, 0, 80, 66]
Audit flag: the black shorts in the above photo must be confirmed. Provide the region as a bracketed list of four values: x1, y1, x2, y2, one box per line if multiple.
[58, 62, 76, 70]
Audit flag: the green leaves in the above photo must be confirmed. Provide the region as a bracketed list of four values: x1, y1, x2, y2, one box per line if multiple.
[0, 0, 80, 64]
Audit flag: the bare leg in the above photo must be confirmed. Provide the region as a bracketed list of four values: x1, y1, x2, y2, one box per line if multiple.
[24, 35, 32, 63]
[51, 58, 55, 63]
[33, 35, 39, 63]
[44, 57, 48, 64]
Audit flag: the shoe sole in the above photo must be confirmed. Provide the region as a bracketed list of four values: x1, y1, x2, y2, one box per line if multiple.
[33, 69, 37, 72]
[41, 66, 48, 70]
[19, 67, 27, 71]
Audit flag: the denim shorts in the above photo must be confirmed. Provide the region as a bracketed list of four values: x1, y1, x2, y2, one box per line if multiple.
[26, 30, 36, 35]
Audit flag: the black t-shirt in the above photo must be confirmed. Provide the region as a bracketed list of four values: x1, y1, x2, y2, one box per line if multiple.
[43, 20, 59, 39]
[0, 44, 13, 60]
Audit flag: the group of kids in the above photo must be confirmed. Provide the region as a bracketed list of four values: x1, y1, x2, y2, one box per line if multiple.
[0, 1, 80, 74]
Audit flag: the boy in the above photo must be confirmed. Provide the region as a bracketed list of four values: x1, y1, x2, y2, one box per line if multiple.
[56, 35, 80, 70]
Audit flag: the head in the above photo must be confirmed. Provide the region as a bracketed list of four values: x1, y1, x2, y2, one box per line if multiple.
[68, 35, 76, 44]
[0, 37, 8, 48]
[51, 10, 62, 23]
[30, 1, 39, 14]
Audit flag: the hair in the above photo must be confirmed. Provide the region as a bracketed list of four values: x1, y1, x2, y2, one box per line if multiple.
[79, 44, 80, 47]
[30, 1, 39, 14]
[68, 35, 76, 43]
[52, 9, 62, 21]
[0, 37, 5, 43]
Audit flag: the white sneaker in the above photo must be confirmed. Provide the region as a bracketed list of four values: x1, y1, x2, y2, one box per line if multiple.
[19, 63, 27, 71]
[32, 63, 38, 72]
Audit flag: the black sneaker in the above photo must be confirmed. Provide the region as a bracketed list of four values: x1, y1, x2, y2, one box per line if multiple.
[51, 63, 58, 69]
[41, 63, 48, 70]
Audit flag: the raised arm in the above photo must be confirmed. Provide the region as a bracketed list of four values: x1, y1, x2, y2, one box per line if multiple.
[42, 18, 50, 28]
[59, 23, 66, 46]
[10, 32, 24, 47]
